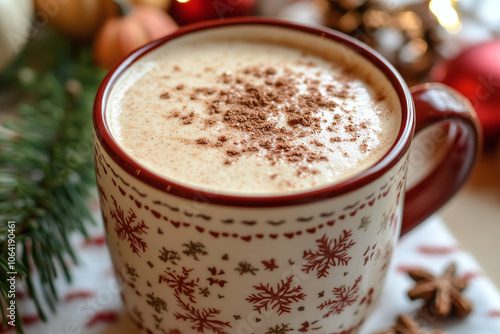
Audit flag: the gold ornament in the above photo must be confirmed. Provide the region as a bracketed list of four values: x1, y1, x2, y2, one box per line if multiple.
[34, 0, 117, 40]
[323, 0, 455, 84]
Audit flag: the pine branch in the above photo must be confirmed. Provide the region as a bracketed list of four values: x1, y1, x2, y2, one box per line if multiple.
[0, 32, 106, 333]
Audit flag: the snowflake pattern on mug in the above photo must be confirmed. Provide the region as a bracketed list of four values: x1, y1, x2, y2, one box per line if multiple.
[160, 267, 232, 334]
[302, 230, 356, 279]
[109, 196, 149, 256]
[94, 140, 407, 334]
[246, 276, 307, 315]
[318, 275, 362, 318]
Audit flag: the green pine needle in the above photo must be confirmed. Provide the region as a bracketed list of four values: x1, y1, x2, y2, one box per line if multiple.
[0, 32, 106, 333]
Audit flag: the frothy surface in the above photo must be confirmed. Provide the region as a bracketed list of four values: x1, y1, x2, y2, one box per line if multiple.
[107, 26, 401, 195]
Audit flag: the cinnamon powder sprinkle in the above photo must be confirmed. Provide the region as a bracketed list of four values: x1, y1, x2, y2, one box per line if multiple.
[195, 138, 209, 145]
[180, 111, 194, 125]
[218, 136, 228, 142]
[161, 64, 363, 175]
[159, 92, 170, 99]
[226, 149, 241, 157]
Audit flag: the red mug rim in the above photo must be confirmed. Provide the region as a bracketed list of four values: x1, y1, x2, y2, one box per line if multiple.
[93, 17, 415, 207]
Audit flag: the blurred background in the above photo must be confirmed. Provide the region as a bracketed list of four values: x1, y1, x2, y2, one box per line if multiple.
[0, 0, 499, 331]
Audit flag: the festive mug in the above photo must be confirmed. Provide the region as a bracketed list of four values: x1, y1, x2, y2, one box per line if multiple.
[93, 18, 480, 334]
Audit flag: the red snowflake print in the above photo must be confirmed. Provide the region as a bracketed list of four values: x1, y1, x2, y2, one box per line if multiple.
[302, 230, 356, 278]
[207, 267, 227, 287]
[359, 287, 374, 307]
[207, 277, 227, 288]
[168, 329, 183, 334]
[208, 267, 225, 276]
[265, 323, 293, 333]
[262, 258, 279, 271]
[174, 295, 231, 334]
[246, 275, 306, 315]
[363, 243, 379, 266]
[329, 317, 364, 334]
[94, 150, 103, 179]
[488, 310, 500, 317]
[159, 267, 199, 303]
[298, 320, 322, 332]
[318, 275, 362, 318]
[380, 243, 394, 272]
[97, 184, 107, 202]
[110, 196, 148, 256]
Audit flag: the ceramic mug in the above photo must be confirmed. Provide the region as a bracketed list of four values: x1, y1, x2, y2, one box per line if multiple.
[93, 18, 480, 334]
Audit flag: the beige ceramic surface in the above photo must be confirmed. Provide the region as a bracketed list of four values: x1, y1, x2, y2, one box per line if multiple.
[441, 149, 500, 289]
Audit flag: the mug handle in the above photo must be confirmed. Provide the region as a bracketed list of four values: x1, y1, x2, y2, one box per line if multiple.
[401, 83, 481, 236]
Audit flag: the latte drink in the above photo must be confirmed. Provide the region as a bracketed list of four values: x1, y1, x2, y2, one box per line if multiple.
[106, 25, 401, 195]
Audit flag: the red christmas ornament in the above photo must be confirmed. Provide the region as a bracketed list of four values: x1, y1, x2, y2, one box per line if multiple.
[168, 0, 256, 26]
[432, 40, 500, 147]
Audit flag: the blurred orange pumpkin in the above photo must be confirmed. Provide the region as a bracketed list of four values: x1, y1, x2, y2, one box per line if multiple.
[34, 0, 116, 40]
[93, 5, 178, 69]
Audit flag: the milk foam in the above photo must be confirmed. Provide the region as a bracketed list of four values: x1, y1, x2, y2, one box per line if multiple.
[107, 26, 401, 195]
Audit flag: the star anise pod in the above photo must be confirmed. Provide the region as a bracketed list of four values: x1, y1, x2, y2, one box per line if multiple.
[407, 263, 472, 318]
[373, 315, 445, 334]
